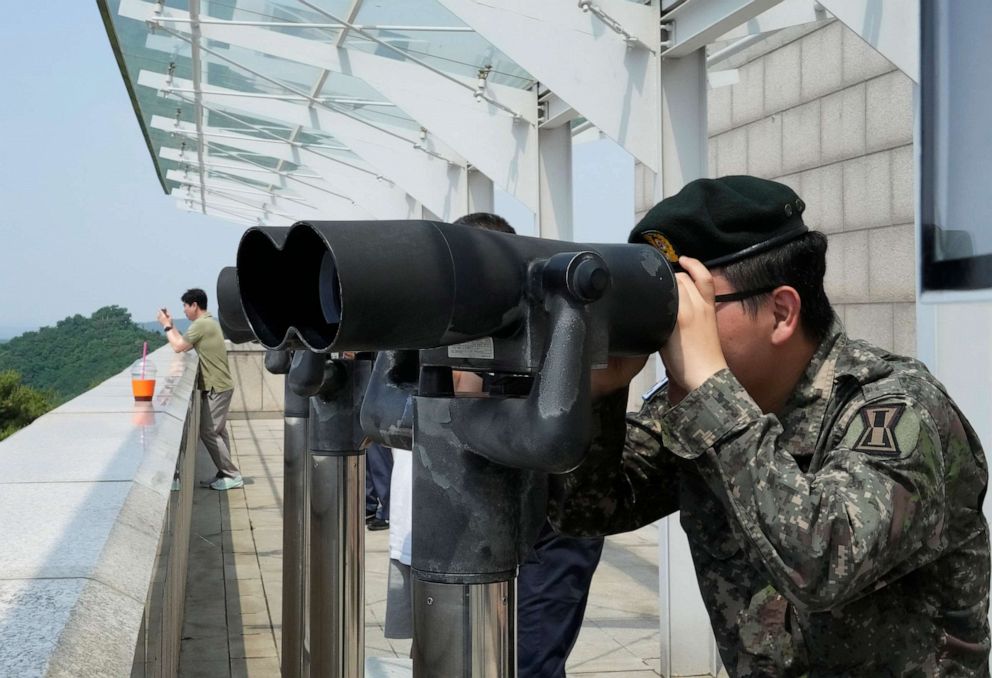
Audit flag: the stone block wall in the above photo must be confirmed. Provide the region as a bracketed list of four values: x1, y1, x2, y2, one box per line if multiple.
[636, 20, 917, 355]
[227, 343, 285, 418]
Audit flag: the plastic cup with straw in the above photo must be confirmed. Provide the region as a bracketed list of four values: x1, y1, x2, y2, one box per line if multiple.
[131, 341, 157, 402]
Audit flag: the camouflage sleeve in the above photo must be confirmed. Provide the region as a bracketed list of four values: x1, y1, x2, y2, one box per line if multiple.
[664, 368, 949, 612]
[548, 388, 681, 537]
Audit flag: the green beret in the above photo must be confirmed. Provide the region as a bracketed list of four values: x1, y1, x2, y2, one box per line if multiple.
[629, 175, 808, 268]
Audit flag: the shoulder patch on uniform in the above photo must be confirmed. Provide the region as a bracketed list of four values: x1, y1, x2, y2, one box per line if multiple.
[851, 403, 907, 455]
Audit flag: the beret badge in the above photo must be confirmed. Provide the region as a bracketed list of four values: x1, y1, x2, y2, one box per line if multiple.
[641, 230, 680, 263]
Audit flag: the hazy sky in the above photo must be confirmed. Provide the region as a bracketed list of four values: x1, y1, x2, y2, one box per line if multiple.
[0, 2, 632, 335]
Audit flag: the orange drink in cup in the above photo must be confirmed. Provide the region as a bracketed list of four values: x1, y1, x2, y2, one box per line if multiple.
[131, 377, 156, 401]
[131, 342, 157, 402]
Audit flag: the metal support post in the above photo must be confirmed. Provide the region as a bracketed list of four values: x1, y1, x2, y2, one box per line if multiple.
[309, 453, 364, 676]
[267, 349, 311, 678]
[307, 357, 373, 678]
[412, 578, 515, 676]
[410, 366, 519, 678]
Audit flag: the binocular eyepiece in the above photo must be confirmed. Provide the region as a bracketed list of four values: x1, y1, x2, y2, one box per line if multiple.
[236, 220, 678, 364]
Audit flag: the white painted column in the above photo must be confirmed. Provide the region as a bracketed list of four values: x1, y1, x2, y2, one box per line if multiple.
[538, 126, 574, 242]
[655, 48, 723, 678]
[467, 170, 495, 215]
[659, 51, 709, 198]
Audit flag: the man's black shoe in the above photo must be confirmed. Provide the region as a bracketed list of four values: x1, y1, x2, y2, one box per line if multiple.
[367, 517, 389, 531]
[365, 510, 377, 524]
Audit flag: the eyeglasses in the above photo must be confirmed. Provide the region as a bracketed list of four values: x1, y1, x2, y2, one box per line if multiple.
[713, 285, 779, 303]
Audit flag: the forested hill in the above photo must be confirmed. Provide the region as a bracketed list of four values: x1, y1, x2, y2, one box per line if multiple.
[0, 306, 167, 403]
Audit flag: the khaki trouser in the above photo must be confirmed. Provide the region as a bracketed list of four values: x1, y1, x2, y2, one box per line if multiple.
[201, 388, 239, 477]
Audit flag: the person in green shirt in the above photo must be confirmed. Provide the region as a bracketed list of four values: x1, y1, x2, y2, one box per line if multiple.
[157, 288, 242, 491]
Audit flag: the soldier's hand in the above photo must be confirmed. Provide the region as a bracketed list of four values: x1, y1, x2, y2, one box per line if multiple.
[591, 355, 649, 399]
[453, 370, 484, 394]
[659, 256, 728, 392]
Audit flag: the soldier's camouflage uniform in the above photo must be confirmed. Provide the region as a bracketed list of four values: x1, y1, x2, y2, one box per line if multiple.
[550, 325, 991, 676]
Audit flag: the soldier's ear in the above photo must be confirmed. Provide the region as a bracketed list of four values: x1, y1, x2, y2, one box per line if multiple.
[769, 286, 801, 346]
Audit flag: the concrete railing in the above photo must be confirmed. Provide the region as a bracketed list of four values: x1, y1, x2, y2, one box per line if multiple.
[0, 346, 199, 677]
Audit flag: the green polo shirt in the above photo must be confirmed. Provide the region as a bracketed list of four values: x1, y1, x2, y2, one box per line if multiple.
[184, 312, 233, 392]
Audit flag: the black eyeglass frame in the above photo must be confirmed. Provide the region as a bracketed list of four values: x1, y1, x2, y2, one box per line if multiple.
[712, 285, 779, 303]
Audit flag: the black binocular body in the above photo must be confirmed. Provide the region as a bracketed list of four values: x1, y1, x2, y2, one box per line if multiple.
[234, 220, 678, 375]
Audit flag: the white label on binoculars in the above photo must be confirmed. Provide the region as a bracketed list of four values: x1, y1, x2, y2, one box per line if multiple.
[448, 337, 495, 360]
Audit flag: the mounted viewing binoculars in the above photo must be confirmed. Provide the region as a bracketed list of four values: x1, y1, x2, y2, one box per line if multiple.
[234, 219, 680, 372]
[219, 219, 681, 678]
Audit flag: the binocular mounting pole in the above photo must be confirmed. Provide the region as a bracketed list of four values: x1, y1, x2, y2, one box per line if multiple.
[364, 278, 603, 678]
[305, 354, 372, 678]
[265, 349, 312, 678]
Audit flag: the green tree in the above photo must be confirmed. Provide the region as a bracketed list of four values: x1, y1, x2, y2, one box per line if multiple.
[0, 370, 54, 440]
[0, 306, 167, 404]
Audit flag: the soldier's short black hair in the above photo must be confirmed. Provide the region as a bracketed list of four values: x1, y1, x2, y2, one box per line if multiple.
[453, 212, 516, 235]
[181, 288, 208, 310]
[718, 231, 835, 344]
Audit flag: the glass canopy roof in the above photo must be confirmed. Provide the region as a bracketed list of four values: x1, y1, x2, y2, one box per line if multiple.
[99, 0, 546, 222]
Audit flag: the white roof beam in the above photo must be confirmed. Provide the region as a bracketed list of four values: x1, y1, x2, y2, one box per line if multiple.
[172, 185, 313, 222]
[166, 169, 373, 220]
[124, 0, 539, 213]
[158, 87, 397, 107]
[160, 146, 352, 205]
[151, 116, 417, 219]
[166, 166, 313, 205]
[334, 0, 363, 46]
[155, 30, 465, 169]
[151, 17, 474, 32]
[161, 146, 322, 182]
[188, 0, 207, 212]
[177, 199, 287, 226]
[140, 70, 467, 220]
[298, 0, 540, 212]
[662, 0, 785, 57]
[816, 0, 918, 82]
[162, 158, 314, 205]
[716, 0, 829, 41]
[177, 202, 259, 226]
[435, 0, 661, 172]
[170, 178, 369, 222]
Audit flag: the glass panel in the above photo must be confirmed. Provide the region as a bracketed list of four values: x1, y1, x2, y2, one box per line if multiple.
[921, 0, 992, 290]
[928, 0, 992, 261]
[349, 0, 534, 87]
[104, 0, 535, 209]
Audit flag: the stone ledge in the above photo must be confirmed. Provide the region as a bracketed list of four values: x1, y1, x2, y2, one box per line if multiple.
[0, 346, 198, 677]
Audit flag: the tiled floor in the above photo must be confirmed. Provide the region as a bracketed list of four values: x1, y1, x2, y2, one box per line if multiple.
[178, 418, 664, 677]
